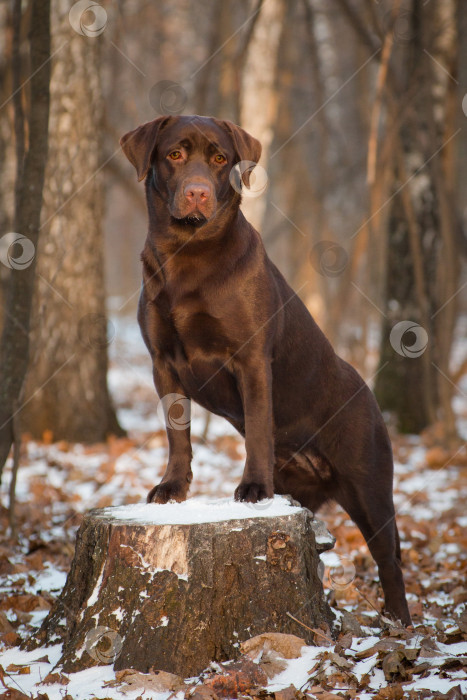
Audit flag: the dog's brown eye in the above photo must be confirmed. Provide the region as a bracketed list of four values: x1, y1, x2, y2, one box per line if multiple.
[214, 154, 226, 164]
[169, 151, 182, 160]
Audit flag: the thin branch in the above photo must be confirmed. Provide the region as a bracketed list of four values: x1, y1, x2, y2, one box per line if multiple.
[367, 25, 395, 185]
[234, 0, 264, 121]
[286, 611, 333, 644]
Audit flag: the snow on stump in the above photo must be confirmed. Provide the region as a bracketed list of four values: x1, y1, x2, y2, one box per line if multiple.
[32, 496, 335, 677]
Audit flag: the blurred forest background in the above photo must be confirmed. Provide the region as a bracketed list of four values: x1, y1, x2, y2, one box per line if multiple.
[1, 6, 467, 695]
[0, 0, 467, 475]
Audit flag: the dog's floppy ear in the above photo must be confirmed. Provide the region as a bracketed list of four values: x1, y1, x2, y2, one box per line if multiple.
[120, 116, 173, 181]
[214, 119, 262, 188]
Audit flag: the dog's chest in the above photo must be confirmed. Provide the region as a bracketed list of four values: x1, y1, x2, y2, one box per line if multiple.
[163, 292, 233, 360]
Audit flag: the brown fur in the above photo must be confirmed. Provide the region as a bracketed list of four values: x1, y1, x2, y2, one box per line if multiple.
[120, 115, 411, 625]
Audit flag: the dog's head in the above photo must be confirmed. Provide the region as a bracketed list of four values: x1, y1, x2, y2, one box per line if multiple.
[120, 115, 261, 228]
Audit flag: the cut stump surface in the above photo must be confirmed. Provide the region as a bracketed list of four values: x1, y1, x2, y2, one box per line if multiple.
[31, 496, 335, 677]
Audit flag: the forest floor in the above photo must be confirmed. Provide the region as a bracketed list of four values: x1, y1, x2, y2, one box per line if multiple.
[0, 317, 466, 699]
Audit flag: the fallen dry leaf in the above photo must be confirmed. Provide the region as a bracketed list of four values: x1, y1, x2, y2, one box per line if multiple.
[258, 650, 288, 679]
[373, 684, 404, 699]
[306, 688, 344, 700]
[204, 657, 267, 698]
[0, 632, 21, 647]
[42, 672, 69, 685]
[381, 649, 409, 681]
[5, 665, 30, 675]
[0, 690, 32, 699]
[0, 613, 14, 635]
[114, 668, 185, 692]
[273, 684, 300, 700]
[241, 632, 305, 660]
[0, 595, 51, 613]
[187, 685, 220, 700]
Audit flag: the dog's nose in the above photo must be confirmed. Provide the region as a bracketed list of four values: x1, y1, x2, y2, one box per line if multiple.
[184, 183, 211, 204]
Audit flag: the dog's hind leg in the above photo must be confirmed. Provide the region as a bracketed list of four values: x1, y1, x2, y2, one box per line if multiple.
[335, 479, 411, 625]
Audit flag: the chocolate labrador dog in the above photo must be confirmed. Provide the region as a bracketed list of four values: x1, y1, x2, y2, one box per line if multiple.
[120, 115, 411, 625]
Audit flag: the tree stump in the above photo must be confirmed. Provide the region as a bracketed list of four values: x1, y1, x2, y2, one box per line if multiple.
[32, 496, 335, 677]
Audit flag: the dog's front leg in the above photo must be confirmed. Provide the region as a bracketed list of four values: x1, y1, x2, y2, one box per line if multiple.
[234, 359, 274, 502]
[147, 362, 193, 504]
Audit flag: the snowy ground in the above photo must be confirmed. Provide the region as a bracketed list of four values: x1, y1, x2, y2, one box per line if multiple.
[0, 317, 466, 699]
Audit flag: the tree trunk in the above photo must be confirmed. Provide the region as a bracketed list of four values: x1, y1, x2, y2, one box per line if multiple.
[240, 0, 284, 231]
[0, 0, 50, 481]
[30, 499, 335, 677]
[20, 0, 123, 443]
[374, 195, 437, 433]
[373, 0, 460, 439]
[457, 0, 467, 229]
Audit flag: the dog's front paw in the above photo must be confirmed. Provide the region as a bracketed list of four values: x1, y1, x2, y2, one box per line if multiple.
[234, 482, 273, 503]
[147, 481, 189, 504]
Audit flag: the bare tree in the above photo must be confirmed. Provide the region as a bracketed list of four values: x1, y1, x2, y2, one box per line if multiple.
[372, 0, 461, 441]
[20, 0, 122, 442]
[0, 0, 51, 483]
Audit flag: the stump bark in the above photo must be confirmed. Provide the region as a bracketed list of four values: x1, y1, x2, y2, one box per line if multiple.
[32, 497, 335, 677]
